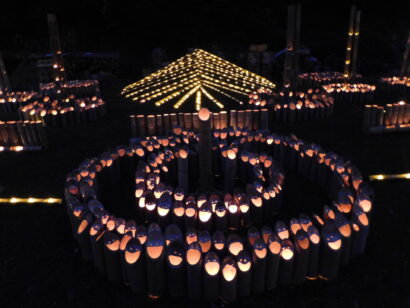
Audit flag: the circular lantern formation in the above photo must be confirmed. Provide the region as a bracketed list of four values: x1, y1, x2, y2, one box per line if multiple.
[0, 91, 38, 113]
[65, 114, 373, 302]
[322, 83, 376, 103]
[379, 76, 410, 99]
[40, 79, 100, 98]
[19, 95, 106, 126]
[248, 88, 334, 121]
[298, 72, 361, 88]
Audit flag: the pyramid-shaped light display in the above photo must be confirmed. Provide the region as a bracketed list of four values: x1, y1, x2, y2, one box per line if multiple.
[122, 49, 276, 111]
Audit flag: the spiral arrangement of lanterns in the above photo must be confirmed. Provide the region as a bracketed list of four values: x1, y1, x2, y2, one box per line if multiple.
[248, 88, 335, 121]
[65, 108, 372, 302]
[40, 80, 101, 98]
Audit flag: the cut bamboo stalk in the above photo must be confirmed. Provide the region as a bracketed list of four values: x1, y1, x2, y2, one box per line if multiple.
[146, 229, 165, 298]
[103, 231, 123, 283]
[198, 108, 213, 191]
[125, 238, 146, 294]
[236, 249, 252, 297]
[252, 238, 267, 293]
[203, 251, 220, 301]
[166, 241, 185, 298]
[220, 256, 237, 303]
[186, 242, 203, 300]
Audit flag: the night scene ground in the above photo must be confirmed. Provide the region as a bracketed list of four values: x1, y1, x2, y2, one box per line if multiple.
[0, 1, 409, 307]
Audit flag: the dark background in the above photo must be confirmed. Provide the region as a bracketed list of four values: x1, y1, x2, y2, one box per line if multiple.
[0, 0, 409, 80]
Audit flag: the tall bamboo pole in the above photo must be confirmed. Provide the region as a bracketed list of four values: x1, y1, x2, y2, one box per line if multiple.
[47, 14, 66, 90]
[401, 29, 410, 77]
[283, 5, 296, 98]
[0, 51, 11, 94]
[291, 4, 301, 94]
[198, 108, 213, 191]
[344, 6, 356, 80]
[350, 9, 361, 77]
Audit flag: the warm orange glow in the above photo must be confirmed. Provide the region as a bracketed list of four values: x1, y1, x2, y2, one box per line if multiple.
[280, 247, 294, 260]
[185, 207, 196, 217]
[205, 262, 220, 275]
[125, 250, 141, 264]
[269, 241, 281, 254]
[237, 261, 251, 272]
[199, 210, 212, 222]
[254, 248, 267, 259]
[187, 249, 201, 265]
[328, 239, 342, 250]
[198, 108, 211, 121]
[168, 255, 183, 266]
[222, 264, 237, 281]
[106, 239, 120, 251]
[147, 246, 164, 259]
[229, 242, 243, 256]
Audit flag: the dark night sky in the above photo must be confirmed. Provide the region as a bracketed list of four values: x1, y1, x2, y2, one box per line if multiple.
[0, 0, 408, 75]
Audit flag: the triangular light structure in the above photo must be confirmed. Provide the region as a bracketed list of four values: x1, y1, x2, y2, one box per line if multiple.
[122, 49, 275, 111]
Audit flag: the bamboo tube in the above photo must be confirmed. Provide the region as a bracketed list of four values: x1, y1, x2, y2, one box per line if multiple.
[334, 212, 352, 265]
[156, 114, 163, 135]
[215, 201, 228, 232]
[170, 113, 178, 128]
[260, 109, 269, 129]
[229, 110, 237, 128]
[220, 111, 228, 129]
[163, 114, 170, 133]
[147, 115, 156, 136]
[203, 251, 220, 301]
[103, 231, 122, 283]
[236, 249, 252, 297]
[177, 113, 185, 128]
[178, 148, 189, 193]
[318, 221, 342, 280]
[184, 113, 193, 129]
[220, 256, 237, 303]
[278, 238, 294, 286]
[400, 29, 410, 77]
[186, 241, 203, 300]
[284, 4, 295, 95]
[252, 238, 267, 293]
[192, 112, 199, 130]
[198, 201, 213, 232]
[227, 233, 244, 257]
[350, 9, 361, 77]
[306, 225, 320, 279]
[352, 205, 369, 255]
[146, 229, 165, 298]
[198, 108, 213, 191]
[344, 6, 356, 79]
[125, 238, 146, 294]
[166, 241, 185, 298]
[237, 110, 245, 129]
[185, 202, 198, 230]
[292, 230, 309, 284]
[164, 224, 183, 246]
[137, 115, 146, 137]
[89, 220, 106, 275]
[130, 115, 137, 137]
[224, 149, 237, 193]
[76, 213, 93, 260]
[266, 234, 281, 290]
[213, 231, 226, 258]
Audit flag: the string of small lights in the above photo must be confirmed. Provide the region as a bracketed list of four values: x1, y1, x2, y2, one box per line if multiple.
[0, 197, 62, 204]
[122, 49, 275, 110]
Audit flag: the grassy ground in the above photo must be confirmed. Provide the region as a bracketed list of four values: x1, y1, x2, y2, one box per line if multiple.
[0, 80, 409, 307]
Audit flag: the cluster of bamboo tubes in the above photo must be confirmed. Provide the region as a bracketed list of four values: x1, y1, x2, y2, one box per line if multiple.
[0, 91, 38, 113]
[248, 88, 334, 121]
[0, 120, 47, 151]
[379, 77, 410, 100]
[65, 114, 373, 301]
[40, 80, 100, 98]
[363, 101, 410, 133]
[19, 95, 106, 126]
[47, 13, 66, 89]
[322, 83, 375, 103]
[130, 109, 271, 138]
[298, 72, 362, 88]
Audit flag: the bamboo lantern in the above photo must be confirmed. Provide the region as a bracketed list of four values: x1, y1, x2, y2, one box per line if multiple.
[203, 251, 221, 301]
[166, 241, 185, 298]
[236, 249, 252, 297]
[186, 242, 203, 300]
[227, 233, 244, 257]
[278, 239, 294, 286]
[103, 231, 122, 283]
[266, 234, 281, 290]
[212, 231, 226, 258]
[318, 222, 342, 280]
[146, 229, 165, 298]
[292, 230, 310, 284]
[306, 225, 320, 279]
[220, 256, 237, 303]
[198, 108, 213, 191]
[252, 238, 267, 293]
[125, 238, 146, 294]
